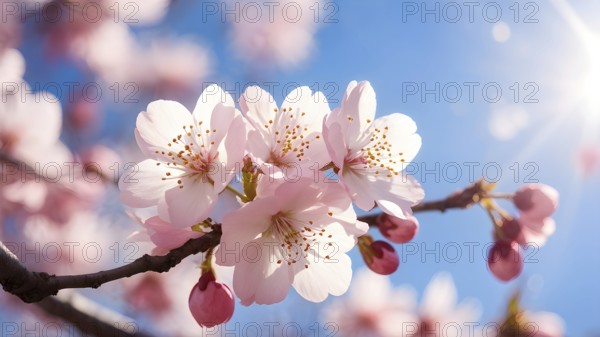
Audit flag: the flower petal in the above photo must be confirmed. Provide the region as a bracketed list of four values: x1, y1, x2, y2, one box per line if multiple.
[135, 100, 193, 158]
[119, 159, 180, 208]
[232, 237, 292, 306]
[292, 252, 352, 302]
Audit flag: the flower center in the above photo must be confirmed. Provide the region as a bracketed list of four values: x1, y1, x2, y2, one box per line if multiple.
[344, 122, 406, 178]
[155, 122, 220, 188]
[264, 107, 320, 167]
[265, 212, 334, 268]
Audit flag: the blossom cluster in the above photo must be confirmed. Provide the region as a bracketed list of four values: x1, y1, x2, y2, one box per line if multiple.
[487, 183, 558, 281]
[324, 268, 564, 337]
[119, 80, 425, 324]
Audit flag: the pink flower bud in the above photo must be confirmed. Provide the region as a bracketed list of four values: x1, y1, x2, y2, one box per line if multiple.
[360, 240, 400, 275]
[189, 271, 235, 328]
[377, 213, 419, 244]
[497, 218, 522, 243]
[488, 241, 523, 282]
[513, 184, 558, 220]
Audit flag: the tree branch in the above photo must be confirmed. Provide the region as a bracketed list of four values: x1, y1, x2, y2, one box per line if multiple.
[1, 180, 485, 304]
[0, 179, 486, 337]
[0, 228, 222, 303]
[35, 296, 156, 337]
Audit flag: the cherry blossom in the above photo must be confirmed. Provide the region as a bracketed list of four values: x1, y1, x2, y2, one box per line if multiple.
[0, 85, 65, 165]
[228, 0, 320, 69]
[139, 38, 212, 96]
[323, 80, 424, 218]
[6, 212, 115, 274]
[215, 177, 368, 305]
[322, 268, 418, 337]
[323, 271, 480, 337]
[512, 184, 558, 247]
[513, 184, 558, 220]
[413, 273, 481, 336]
[79, 145, 121, 180]
[125, 274, 173, 317]
[240, 85, 330, 182]
[119, 85, 247, 228]
[522, 311, 565, 337]
[0, 48, 25, 84]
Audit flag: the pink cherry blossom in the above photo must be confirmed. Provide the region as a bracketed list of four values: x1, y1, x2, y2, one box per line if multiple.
[142, 216, 203, 256]
[67, 98, 100, 132]
[516, 216, 556, 247]
[324, 271, 480, 337]
[0, 83, 64, 164]
[228, 0, 320, 69]
[487, 241, 523, 282]
[125, 274, 173, 317]
[0, 48, 25, 83]
[7, 212, 115, 274]
[215, 177, 368, 305]
[511, 184, 558, 247]
[513, 184, 558, 220]
[523, 311, 565, 337]
[378, 212, 419, 243]
[323, 268, 418, 337]
[240, 85, 330, 181]
[69, 21, 138, 83]
[79, 145, 121, 180]
[323, 80, 424, 218]
[119, 85, 247, 228]
[188, 270, 235, 328]
[359, 239, 400, 275]
[138, 38, 212, 97]
[0, 5, 20, 53]
[415, 273, 481, 336]
[127, 190, 240, 256]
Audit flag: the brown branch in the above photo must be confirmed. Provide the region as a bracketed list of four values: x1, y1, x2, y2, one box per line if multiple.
[1, 180, 485, 305]
[35, 296, 156, 337]
[0, 228, 222, 303]
[0, 180, 486, 337]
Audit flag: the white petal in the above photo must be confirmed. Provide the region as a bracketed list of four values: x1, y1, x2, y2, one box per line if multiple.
[164, 176, 218, 227]
[342, 81, 377, 144]
[420, 272, 457, 319]
[135, 100, 193, 158]
[193, 84, 235, 130]
[322, 119, 348, 169]
[232, 237, 292, 306]
[119, 159, 180, 208]
[372, 174, 425, 218]
[348, 268, 393, 310]
[341, 170, 376, 211]
[240, 86, 278, 131]
[292, 252, 352, 302]
[372, 113, 422, 168]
